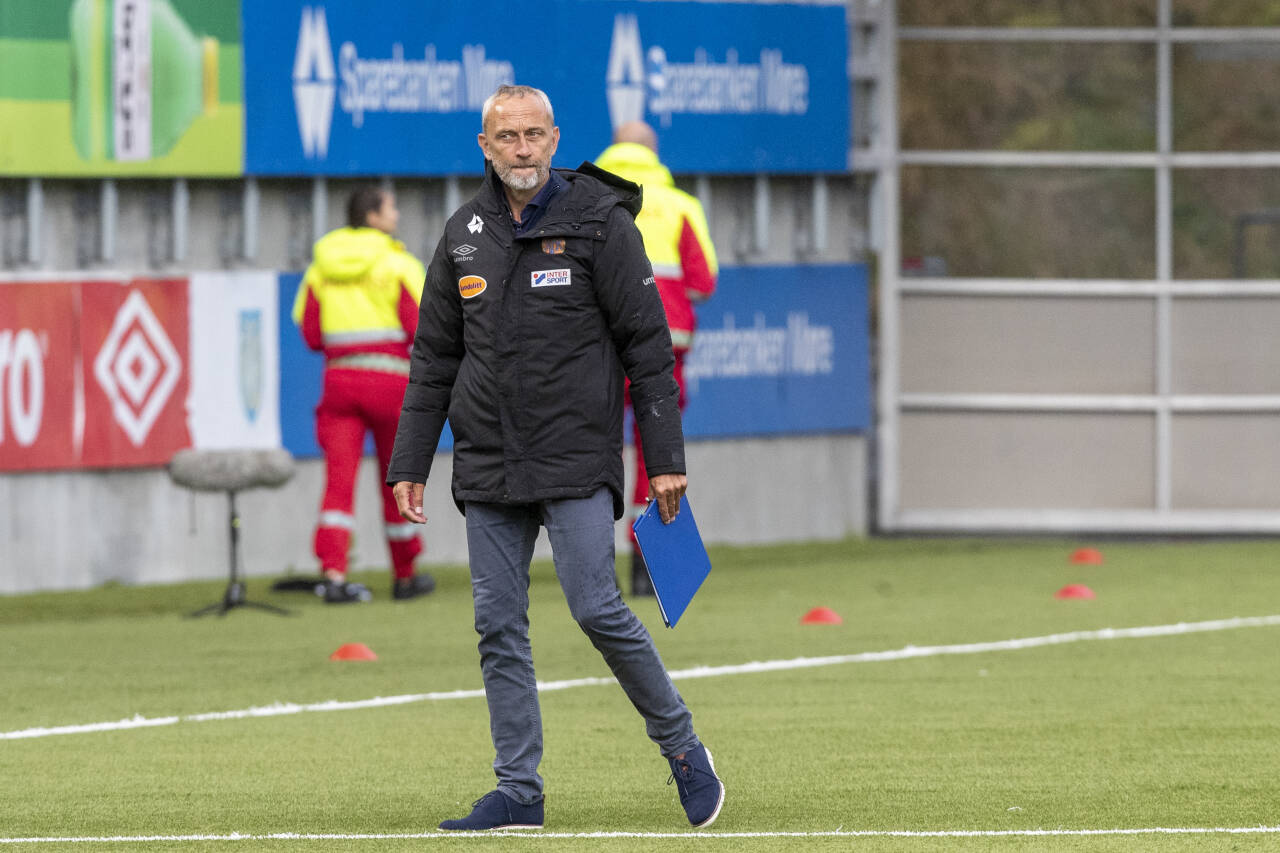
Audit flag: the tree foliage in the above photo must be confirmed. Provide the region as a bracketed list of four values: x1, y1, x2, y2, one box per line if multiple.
[898, 1, 1280, 277]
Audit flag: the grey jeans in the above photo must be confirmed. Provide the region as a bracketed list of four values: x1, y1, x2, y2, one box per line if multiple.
[464, 486, 699, 804]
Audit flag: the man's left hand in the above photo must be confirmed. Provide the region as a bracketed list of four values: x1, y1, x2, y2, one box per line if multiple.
[648, 473, 687, 524]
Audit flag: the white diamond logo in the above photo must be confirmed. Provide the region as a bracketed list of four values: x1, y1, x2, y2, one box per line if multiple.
[467, 214, 484, 234]
[94, 291, 182, 447]
[114, 330, 161, 407]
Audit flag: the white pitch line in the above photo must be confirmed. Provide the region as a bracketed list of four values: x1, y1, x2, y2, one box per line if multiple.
[2, 827, 1279, 843]
[4, 614, 1279, 742]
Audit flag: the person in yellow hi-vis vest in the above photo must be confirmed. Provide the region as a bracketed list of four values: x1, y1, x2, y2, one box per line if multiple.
[293, 186, 436, 603]
[596, 122, 719, 597]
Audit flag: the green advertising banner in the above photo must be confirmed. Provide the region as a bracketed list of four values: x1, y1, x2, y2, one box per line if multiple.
[0, 0, 242, 176]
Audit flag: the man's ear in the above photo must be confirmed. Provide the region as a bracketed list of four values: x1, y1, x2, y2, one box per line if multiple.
[476, 133, 491, 160]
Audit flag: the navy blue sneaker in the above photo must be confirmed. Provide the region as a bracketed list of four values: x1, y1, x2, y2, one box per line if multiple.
[438, 790, 544, 831]
[668, 745, 724, 828]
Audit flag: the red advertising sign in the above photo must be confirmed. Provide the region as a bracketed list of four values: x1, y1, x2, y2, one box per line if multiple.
[0, 282, 78, 469]
[0, 278, 192, 471]
[80, 279, 191, 467]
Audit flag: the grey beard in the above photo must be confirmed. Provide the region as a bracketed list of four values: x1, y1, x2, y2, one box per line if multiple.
[496, 162, 543, 191]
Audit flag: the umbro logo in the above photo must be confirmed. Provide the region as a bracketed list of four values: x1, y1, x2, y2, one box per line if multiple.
[452, 244, 478, 256]
[467, 214, 484, 235]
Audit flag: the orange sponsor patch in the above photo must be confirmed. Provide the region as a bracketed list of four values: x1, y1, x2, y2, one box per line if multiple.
[458, 275, 487, 299]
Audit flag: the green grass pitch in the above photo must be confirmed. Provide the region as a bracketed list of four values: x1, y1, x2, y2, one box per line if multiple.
[2, 537, 1279, 851]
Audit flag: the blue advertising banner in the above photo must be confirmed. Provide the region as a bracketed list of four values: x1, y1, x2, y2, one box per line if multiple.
[278, 272, 323, 457]
[243, 0, 848, 176]
[682, 264, 870, 437]
[279, 264, 869, 459]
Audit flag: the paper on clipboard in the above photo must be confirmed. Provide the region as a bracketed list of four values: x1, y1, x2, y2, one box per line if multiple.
[631, 494, 711, 628]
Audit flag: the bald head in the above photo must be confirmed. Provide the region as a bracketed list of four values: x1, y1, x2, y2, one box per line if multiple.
[612, 121, 657, 152]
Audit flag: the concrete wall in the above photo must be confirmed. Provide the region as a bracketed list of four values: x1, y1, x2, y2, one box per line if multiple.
[0, 434, 866, 595]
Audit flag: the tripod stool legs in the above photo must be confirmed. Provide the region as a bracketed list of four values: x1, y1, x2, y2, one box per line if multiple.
[188, 490, 293, 618]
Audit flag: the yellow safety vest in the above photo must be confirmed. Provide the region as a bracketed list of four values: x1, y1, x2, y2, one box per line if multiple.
[596, 143, 718, 282]
[292, 227, 425, 352]
[595, 142, 718, 348]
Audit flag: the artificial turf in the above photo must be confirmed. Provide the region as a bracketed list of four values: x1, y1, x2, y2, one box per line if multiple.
[2, 537, 1278, 851]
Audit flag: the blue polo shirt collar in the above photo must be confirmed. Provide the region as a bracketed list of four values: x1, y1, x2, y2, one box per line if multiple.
[511, 171, 566, 236]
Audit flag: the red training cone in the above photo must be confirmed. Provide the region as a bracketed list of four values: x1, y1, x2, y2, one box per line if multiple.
[330, 642, 378, 661]
[801, 606, 843, 625]
[1054, 584, 1096, 600]
[1070, 548, 1104, 565]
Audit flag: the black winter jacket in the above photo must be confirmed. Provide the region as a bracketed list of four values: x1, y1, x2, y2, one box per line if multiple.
[386, 162, 685, 519]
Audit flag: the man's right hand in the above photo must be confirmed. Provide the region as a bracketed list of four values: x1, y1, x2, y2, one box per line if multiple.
[393, 481, 427, 523]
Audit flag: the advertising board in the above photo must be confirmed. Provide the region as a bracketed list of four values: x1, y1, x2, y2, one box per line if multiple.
[0, 0, 243, 176]
[0, 273, 278, 470]
[244, 0, 847, 175]
[278, 264, 870, 459]
[0, 277, 191, 469]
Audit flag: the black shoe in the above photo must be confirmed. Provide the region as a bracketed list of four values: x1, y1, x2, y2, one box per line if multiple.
[393, 573, 436, 600]
[631, 550, 654, 597]
[316, 579, 371, 604]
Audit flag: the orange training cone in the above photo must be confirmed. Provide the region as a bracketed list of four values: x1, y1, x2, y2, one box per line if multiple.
[801, 606, 843, 625]
[1055, 584, 1096, 600]
[1070, 548, 1104, 565]
[330, 642, 378, 661]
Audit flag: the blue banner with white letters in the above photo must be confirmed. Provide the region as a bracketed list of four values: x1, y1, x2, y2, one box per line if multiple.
[278, 264, 869, 459]
[682, 264, 870, 437]
[243, 0, 848, 175]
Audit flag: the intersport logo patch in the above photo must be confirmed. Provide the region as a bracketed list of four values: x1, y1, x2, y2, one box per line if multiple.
[531, 269, 571, 288]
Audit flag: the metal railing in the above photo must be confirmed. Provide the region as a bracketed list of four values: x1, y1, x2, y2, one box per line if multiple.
[877, 0, 1280, 532]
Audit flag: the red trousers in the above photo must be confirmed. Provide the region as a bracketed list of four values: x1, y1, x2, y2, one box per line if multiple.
[628, 351, 687, 548]
[314, 367, 422, 577]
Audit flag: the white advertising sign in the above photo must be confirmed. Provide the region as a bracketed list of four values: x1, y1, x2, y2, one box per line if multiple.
[187, 272, 281, 449]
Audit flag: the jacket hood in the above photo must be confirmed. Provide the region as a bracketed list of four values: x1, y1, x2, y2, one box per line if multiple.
[572, 160, 643, 218]
[594, 143, 674, 190]
[311, 227, 396, 280]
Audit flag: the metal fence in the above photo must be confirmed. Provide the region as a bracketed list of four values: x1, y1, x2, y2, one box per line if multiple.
[876, 0, 1280, 532]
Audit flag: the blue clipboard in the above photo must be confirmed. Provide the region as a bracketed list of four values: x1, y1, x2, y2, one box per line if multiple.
[631, 495, 711, 628]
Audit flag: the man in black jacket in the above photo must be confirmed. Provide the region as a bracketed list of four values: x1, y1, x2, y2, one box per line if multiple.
[387, 85, 723, 831]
